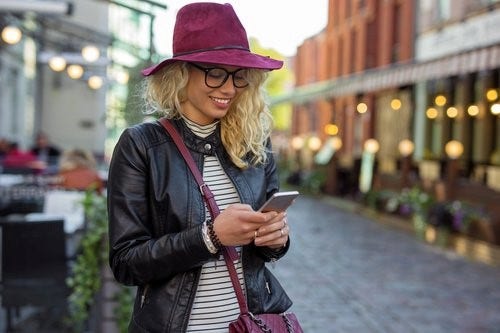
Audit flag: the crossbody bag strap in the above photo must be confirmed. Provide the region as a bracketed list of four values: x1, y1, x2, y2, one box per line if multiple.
[158, 118, 241, 263]
[159, 118, 219, 218]
[159, 118, 248, 313]
[222, 247, 250, 313]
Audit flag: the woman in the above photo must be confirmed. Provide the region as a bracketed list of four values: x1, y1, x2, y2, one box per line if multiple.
[58, 148, 103, 193]
[108, 3, 293, 332]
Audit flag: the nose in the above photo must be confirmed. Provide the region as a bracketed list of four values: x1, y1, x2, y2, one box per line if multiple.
[219, 75, 237, 93]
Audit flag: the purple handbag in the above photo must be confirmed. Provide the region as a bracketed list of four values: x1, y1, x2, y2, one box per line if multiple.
[228, 309, 303, 333]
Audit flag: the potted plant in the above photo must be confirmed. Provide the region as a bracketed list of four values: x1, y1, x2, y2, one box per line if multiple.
[66, 190, 133, 332]
[397, 186, 434, 240]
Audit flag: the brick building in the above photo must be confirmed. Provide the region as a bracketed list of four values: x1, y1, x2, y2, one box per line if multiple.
[285, 0, 500, 242]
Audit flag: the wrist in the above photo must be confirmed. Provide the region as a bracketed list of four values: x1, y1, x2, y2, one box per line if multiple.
[202, 221, 219, 254]
[206, 220, 223, 250]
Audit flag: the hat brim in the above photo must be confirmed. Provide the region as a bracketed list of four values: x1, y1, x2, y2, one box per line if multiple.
[141, 49, 283, 76]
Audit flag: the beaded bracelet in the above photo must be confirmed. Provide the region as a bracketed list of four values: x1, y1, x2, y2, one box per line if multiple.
[207, 221, 223, 249]
[202, 222, 218, 254]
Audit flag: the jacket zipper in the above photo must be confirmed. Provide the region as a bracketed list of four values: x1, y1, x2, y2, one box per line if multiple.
[140, 284, 150, 308]
[265, 280, 271, 294]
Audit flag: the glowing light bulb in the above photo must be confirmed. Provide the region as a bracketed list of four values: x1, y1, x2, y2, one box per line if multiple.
[67, 64, 84, 79]
[1, 26, 22, 45]
[82, 45, 100, 62]
[48, 56, 67, 72]
[88, 76, 103, 89]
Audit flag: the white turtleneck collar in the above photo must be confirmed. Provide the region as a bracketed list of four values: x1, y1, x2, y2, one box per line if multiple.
[182, 116, 219, 139]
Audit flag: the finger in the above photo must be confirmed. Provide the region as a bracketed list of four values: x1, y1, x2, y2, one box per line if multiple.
[255, 234, 288, 247]
[255, 224, 289, 246]
[256, 216, 286, 236]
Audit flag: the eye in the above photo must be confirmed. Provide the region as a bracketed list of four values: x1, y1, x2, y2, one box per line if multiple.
[233, 69, 249, 81]
[207, 68, 226, 80]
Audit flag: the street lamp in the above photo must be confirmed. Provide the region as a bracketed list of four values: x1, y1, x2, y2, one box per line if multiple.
[445, 140, 464, 159]
[491, 103, 500, 116]
[323, 136, 343, 195]
[357, 102, 368, 114]
[359, 138, 380, 193]
[444, 140, 464, 200]
[391, 98, 402, 111]
[291, 136, 304, 151]
[398, 139, 414, 188]
[398, 139, 414, 157]
[364, 138, 380, 154]
[308, 136, 322, 151]
[331, 136, 342, 151]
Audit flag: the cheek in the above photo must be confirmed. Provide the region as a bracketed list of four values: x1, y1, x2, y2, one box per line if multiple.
[186, 76, 209, 98]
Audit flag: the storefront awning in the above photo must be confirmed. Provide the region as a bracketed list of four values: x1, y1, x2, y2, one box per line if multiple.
[0, 1, 73, 15]
[271, 45, 500, 106]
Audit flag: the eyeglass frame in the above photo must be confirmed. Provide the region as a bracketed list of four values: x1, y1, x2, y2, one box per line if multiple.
[189, 62, 250, 88]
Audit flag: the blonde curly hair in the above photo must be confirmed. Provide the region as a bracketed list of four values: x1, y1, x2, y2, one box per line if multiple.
[143, 62, 273, 169]
[59, 148, 97, 172]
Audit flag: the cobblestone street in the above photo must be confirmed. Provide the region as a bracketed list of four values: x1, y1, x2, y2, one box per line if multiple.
[273, 195, 500, 333]
[2, 194, 500, 332]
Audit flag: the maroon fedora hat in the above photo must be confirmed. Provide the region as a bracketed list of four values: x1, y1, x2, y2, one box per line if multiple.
[142, 2, 283, 76]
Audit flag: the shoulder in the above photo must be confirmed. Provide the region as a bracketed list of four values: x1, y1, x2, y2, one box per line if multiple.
[118, 121, 169, 148]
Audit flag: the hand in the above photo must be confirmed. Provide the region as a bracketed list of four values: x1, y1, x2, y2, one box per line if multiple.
[253, 211, 289, 249]
[213, 204, 277, 246]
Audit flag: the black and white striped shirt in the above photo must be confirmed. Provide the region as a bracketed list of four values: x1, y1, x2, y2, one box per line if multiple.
[184, 118, 244, 333]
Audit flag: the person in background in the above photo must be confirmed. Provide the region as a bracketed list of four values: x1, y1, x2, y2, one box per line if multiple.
[31, 131, 61, 168]
[0, 138, 9, 156]
[107, 3, 294, 332]
[0, 138, 10, 167]
[2, 141, 38, 172]
[58, 148, 103, 193]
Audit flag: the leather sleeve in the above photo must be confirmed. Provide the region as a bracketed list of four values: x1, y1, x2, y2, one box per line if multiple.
[107, 126, 214, 286]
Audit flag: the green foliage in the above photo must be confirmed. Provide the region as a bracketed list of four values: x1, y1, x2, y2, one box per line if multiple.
[122, 60, 150, 127]
[66, 190, 133, 332]
[115, 286, 135, 333]
[66, 190, 108, 331]
[397, 186, 434, 217]
[249, 38, 294, 131]
[445, 200, 489, 233]
[363, 189, 399, 212]
[300, 168, 326, 195]
[272, 103, 293, 131]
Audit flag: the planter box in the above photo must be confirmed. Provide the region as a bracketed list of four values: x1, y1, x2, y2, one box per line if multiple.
[422, 225, 500, 266]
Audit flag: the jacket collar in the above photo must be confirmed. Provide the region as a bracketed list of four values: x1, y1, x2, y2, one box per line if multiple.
[171, 118, 221, 156]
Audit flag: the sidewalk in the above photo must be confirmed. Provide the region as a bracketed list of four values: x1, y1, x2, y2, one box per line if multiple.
[272, 194, 500, 333]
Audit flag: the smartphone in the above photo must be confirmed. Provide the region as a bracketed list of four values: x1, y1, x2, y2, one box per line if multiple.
[258, 191, 300, 212]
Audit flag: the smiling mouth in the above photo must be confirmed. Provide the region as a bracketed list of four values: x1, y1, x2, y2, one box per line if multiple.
[211, 97, 231, 105]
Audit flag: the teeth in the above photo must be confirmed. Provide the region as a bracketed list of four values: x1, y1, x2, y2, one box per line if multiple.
[212, 97, 230, 104]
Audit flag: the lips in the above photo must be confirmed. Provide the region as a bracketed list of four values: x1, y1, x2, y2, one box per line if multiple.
[211, 97, 231, 104]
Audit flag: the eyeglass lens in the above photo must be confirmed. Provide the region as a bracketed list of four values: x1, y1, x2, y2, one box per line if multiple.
[191, 63, 249, 88]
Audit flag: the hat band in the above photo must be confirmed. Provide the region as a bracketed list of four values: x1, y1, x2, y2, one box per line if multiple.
[173, 45, 250, 57]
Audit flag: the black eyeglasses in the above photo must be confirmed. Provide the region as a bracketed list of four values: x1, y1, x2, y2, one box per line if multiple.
[189, 63, 250, 88]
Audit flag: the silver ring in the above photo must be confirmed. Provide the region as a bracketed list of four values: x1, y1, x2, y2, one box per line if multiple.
[280, 228, 284, 237]
[254, 230, 258, 239]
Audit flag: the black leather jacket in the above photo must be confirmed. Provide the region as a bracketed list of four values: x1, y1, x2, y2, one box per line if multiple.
[108, 119, 292, 332]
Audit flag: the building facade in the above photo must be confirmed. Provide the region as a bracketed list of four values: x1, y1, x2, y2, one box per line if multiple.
[0, 0, 110, 154]
[287, 0, 499, 193]
[0, 0, 162, 161]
